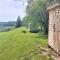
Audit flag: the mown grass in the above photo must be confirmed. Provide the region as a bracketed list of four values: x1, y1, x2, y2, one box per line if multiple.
[0, 28, 48, 60]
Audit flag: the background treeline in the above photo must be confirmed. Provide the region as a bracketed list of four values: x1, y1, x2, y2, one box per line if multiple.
[0, 21, 16, 26]
[0, 21, 16, 32]
[0, 16, 22, 32]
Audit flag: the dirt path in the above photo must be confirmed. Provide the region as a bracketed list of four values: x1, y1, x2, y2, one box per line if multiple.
[52, 52, 60, 60]
[39, 47, 60, 60]
[20, 44, 60, 60]
[52, 56, 60, 60]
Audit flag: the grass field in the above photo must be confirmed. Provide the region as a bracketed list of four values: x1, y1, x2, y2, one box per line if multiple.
[0, 27, 48, 60]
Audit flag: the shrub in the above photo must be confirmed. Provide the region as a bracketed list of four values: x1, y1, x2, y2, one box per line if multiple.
[21, 30, 27, 33]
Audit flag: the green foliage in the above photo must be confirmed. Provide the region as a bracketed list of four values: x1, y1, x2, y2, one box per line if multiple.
[16, 16, 22, 28]
[23, 0, 50, 34]
[22, 16, 32, 27]
[23, 16, 39, 32]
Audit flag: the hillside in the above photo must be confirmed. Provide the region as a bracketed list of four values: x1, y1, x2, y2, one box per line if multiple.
[0, 28, 48, 60]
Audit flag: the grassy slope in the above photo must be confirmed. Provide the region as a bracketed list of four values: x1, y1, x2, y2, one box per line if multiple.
[0, 28, 48, 60]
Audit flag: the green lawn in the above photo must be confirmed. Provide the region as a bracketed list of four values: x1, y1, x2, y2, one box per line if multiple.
[0, 28, 48, 60]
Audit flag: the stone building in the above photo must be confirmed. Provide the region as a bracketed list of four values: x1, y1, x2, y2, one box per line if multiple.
[47, 0, 60, 54]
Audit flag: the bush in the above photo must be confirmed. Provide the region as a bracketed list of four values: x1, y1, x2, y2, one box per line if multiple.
[21, 30, 27, 33]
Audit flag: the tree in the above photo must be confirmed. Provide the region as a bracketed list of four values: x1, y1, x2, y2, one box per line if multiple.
[23, 0, 55, 34]
[26, 0, 49, 34]
[22, 16, 31, 27]
[16, 16, 22, 28]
